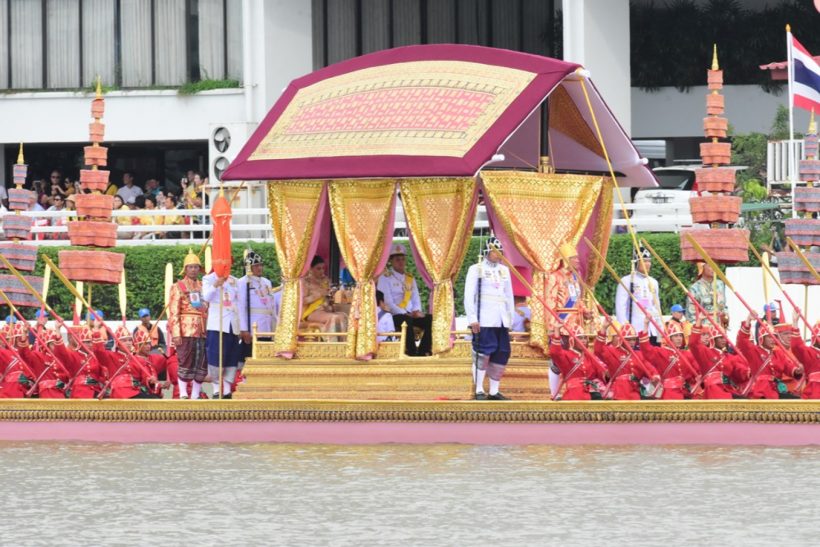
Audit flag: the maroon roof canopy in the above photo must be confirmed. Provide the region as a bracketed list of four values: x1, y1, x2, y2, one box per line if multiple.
[222, 44, 655, 187]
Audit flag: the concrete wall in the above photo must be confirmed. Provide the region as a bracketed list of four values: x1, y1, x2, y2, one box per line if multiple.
[632, 85, 813, 139]
[0, 89, 246, 144]
[563, 0, 631, 134]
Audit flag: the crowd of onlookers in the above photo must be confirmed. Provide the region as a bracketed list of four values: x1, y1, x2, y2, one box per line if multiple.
[0, 169, 210, 240]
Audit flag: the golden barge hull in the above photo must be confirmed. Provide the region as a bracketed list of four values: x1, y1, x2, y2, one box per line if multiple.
[2, 399, 820, 445]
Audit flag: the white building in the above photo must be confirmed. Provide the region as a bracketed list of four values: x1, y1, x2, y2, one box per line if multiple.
[0, 0, 814, 193]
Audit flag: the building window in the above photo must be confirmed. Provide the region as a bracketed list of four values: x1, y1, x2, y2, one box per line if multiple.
[0, 0, 242, 91]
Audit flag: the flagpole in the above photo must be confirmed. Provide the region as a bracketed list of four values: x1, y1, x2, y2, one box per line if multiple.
[787, 24, 797, 219]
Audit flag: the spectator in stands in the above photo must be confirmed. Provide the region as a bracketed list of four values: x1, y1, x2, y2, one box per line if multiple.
[0, 182, 7, 209]
[139, 195, 163, 239]
[144, 178, 161, 198]
[113, 195, 133, 239]
[161, 193, 182, 239]
[104, 178, 118, 196]
[117, 172, 143, 205]
[46, 194, 68, 240]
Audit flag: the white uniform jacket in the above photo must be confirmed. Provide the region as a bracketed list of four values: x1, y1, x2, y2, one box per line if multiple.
[464, 260, 515, 328]
[377, 269, 422, 315]
[202, 272, 241, 334]
[615, 271, 661, 337]
[237, 275, 279, 333]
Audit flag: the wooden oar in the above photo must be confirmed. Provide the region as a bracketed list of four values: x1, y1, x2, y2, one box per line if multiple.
[683, 234, 803, 372]
[39, 254, 154, 400]
[486, 244, 625, 400]
[584, 238, 696, 397]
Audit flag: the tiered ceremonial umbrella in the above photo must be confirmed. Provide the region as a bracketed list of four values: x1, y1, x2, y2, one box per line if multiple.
[0, 145, 43, 307]
[777, 112, 820, 286]
[679, 46, 749, 264]
[58, 79, 125, 286]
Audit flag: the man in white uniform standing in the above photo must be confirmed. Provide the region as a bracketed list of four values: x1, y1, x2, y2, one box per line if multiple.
[615, 245, 662, 345]
[202, 268, 241, 399]
[236, 250, 279, 369]
[377, 243, 432, 356]
[464, 238, 515, 400]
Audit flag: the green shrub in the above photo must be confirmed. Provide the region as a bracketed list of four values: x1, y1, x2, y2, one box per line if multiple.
[4, 236, 695, 321]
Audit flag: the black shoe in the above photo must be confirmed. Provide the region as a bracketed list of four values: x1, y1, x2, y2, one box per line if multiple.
[221, 392, 233, 400]
[212, 392, 221, 400]
[474, 392, 487, 401]
[488, 393, 510, 401]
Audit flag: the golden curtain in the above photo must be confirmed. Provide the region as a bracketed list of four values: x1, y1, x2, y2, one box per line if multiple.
[268, 180, 326, 357]
[328, 179, 397, 360]
[399, 177, 477, 354]
[583, 179, 614, 287]
[481, 171, 604, 350]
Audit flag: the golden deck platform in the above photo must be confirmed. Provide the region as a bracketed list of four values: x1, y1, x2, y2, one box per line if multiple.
[237, 335, 550, 400]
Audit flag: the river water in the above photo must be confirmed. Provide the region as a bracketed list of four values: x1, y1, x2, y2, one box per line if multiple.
[1, 443, 818, 546]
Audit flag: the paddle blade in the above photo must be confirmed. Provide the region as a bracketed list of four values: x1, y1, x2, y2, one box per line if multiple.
[73, 281, 84, 325]
[164, 263, 173, 307]
[42, 264, 51, 302]
[118, 270, 127, 324]
[204, 245, 212, 273]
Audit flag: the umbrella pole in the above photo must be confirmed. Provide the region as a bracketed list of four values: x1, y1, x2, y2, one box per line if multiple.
[219, 285, 223, 400]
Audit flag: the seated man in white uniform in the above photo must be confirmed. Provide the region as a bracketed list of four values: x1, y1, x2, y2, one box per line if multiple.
[375, 290, 396, 342]
[376, 243, 432, 356]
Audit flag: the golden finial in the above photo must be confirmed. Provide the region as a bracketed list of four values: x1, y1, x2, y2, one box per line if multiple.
[16, 143, 24, 164]
[786, 24, 791, 33]
[95, 76, 102, 99]
[711, 44, 719, 71]
[809, 108, 816, 135]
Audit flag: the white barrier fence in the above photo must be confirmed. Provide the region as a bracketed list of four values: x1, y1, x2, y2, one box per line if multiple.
[0, 197, 779, 244]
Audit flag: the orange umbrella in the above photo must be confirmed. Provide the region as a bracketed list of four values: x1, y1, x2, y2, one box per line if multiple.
[210, 189, 233, 277]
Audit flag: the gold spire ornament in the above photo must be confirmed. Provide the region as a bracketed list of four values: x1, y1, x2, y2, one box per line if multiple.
[711, 43, 719, 71]
[16, 143, 24, 165]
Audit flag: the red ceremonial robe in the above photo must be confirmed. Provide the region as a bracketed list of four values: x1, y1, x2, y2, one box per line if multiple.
[549, 335, 607, 400]
[689, 328, 750, 399]
[594, 334, 658, 400]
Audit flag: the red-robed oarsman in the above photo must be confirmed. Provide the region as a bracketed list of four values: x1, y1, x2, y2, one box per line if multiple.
[52, 327, 107, 399]
[792, 323, 820, 399]
[0, 323, 36, 398]
[93, 327, 156, 399]
[689, 325, 749, 399]
[638, 328, 699, 400]
[594, 323, 659, 400]
[549, 326, 608, 400]
[736, 318, 803, 399]
[0, 351, 35, 398]
[18, 330, 70, 398]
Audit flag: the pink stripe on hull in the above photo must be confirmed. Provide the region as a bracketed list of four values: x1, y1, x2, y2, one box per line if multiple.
[3, 422, 820, 445]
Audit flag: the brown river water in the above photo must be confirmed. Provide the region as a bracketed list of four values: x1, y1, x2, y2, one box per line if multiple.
[0, 443, 818, 546]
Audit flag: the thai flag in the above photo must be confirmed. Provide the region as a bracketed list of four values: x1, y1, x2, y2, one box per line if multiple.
[790, 34, 820, 112]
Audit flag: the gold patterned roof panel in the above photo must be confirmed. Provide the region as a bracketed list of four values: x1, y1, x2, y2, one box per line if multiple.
[222, 45, 581, 180]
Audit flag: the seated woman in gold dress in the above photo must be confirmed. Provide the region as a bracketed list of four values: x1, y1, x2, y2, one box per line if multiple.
[302, 255, 348, 337]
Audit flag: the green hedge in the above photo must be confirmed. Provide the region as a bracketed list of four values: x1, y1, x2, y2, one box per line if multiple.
[4, 235, 701, 321]
[12, 244, 280, 322]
